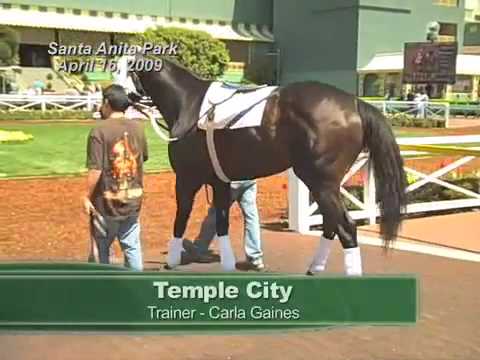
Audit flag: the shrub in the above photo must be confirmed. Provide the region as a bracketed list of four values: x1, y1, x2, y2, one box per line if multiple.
[132, 27, 230, 79]
[386, 114, 444, 128]
[0, 110, 93, 121]
[0, 129, 33, 143]
[0, 26, 19, 66]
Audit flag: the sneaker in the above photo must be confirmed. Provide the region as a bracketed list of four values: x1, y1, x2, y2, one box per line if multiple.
[248, 258, 265, 272]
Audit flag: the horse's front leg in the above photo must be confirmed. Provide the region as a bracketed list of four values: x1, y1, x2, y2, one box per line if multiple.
[213, 181, 236, 271]
[166, 177, 201, 269]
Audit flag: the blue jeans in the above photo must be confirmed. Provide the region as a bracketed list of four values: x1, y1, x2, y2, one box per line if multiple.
[92, 215, 143, 271]
[194, 182, 263, 261]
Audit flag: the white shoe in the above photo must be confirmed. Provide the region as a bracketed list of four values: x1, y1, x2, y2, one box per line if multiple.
[165, 238, 183, 269]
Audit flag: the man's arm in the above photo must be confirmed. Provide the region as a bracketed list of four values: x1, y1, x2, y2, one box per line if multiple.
[85, 169, 102, 199]
[84, 131, 103, 214]
[83, 169, 101, 214]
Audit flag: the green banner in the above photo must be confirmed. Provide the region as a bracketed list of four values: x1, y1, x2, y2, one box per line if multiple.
[0, 267, 417, 332]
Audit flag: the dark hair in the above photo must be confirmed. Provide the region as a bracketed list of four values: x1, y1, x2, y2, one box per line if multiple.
[103, 84, 130, 112]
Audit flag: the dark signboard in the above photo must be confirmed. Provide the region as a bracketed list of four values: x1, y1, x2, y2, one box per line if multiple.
[403, 42, 458, 84]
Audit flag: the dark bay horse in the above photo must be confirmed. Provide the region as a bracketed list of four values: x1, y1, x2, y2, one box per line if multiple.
[127, 58, 407, 275]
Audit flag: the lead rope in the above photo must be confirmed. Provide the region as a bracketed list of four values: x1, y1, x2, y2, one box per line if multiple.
[132, 103, 178, 143]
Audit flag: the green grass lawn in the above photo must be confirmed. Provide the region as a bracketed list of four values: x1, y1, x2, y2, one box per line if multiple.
[0, 122, 170, 178]
[0, 122, 479, 178]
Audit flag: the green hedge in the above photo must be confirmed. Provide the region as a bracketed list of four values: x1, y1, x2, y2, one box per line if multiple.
[386, 114, 444, 128]
[132, 27, 230, 80]
[0, 110, 93, 120]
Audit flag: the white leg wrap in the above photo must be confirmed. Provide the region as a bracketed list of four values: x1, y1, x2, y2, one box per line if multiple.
[308, 235, 334, 273]
[166, 237, 183, 268]
[344, 247, 363, 276]
[218, 235, 236, 272]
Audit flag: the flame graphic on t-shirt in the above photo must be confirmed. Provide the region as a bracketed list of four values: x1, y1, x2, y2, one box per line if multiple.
[111, 132, 138, 192]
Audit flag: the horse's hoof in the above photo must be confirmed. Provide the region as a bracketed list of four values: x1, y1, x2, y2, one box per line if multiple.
[306, 270, 315, 276]
[164, 264, 175, 270]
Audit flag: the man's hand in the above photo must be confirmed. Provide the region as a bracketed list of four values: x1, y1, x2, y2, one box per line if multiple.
[82, 196, 95, 215]
[84, 169, 101, 215]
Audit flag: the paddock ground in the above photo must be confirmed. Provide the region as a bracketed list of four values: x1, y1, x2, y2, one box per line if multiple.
[0, 229, 479, 359]
[0, 171, 479, 360]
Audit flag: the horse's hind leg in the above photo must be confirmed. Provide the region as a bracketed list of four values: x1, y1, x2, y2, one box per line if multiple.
[312, 187, 362, 276]
[306, 197, 337, 275]
[213, 181, 236, 271]
[295, 165, 362, 276]
[166, 178, 202, 269]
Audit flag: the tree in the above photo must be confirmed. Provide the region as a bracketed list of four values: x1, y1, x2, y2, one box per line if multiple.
[132, 27, 230, 80]
[0, 26, 19, 66]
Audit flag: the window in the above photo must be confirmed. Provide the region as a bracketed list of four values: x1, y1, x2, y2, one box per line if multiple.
[136, 14, 143, 20]
[452, 75, 473, 93]
[56, 7, 65, 14]
[384, 73, 401, 98]
[72, 9, 82, 15]
[39, 6, 47, 12]
[120, 13, 129, 19]
[438, 22, 457, 42]
[363, 74, 382, 97]
[89, 10, 98, 16]
[432, 0, 458, 7]
[105, 12, 113, 18]
[20, 4, 30, 10]
[2, 3, 12, 9]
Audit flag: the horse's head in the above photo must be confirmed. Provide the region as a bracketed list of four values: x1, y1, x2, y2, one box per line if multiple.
[115, 53, 204, 141]
[113, 51, 154, 101]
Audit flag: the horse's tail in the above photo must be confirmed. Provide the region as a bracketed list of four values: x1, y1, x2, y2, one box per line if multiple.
[357, 99, 407, 248]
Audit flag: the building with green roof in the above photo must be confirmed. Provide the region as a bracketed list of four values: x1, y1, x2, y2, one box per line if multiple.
[1, 0, 480, 98]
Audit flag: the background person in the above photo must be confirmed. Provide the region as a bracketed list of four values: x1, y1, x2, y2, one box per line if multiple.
[83, 84, 148, 271]
[185, 180, 265, 271]
[415, 88, 429, 119]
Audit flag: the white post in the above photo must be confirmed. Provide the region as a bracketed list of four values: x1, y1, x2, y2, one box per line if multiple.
[444, 102, 450, 128]
[382, 101, 387, 115]
[87, 95, 94, 111]
[288, 169, 310, 233]
[363, 158, 377, 225]
[41, 98, 46, 112]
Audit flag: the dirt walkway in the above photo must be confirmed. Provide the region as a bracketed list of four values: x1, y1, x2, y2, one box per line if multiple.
[1, 172, 479, 359]
[0, 231, 479, 360]
[0, 172, 288, 260]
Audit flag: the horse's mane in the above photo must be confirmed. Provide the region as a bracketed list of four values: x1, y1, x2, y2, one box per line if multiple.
[162, 57, 212, 83]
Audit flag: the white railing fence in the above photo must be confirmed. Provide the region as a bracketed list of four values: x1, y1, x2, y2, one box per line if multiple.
[288, 135, 480, 234]
[0, 94, 103, 111]
[367, 100, 451, 123]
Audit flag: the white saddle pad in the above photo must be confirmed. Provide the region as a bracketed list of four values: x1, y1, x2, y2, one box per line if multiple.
[198, 82, 277, 130]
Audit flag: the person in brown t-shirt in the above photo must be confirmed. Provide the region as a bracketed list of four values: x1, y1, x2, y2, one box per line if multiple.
[83, 84, 148, 271]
